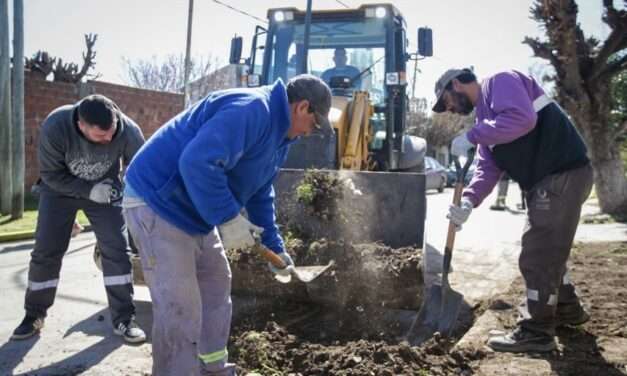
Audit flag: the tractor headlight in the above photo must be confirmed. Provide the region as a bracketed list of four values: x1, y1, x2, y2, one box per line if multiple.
[365, 6, 387, 19]
[272, 10, 294, 22]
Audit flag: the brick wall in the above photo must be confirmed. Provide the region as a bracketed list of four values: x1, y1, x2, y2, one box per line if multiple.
[24, 71, 184, 189]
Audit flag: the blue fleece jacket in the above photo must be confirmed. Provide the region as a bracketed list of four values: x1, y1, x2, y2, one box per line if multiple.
[125, 80, 295, 253]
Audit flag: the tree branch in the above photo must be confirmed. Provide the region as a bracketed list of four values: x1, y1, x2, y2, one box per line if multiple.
[523, 36, 562, 68]
[591, 2, 627, 79]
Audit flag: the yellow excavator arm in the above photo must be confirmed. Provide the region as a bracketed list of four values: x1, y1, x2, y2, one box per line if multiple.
[331, 91, 374, 171]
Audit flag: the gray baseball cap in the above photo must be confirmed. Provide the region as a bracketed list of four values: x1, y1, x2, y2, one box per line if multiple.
[287, 74, 333, 135]
[432, 68, 467, 113]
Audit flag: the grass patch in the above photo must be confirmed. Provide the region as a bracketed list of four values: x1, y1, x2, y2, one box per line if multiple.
[0, 193, 89, 235]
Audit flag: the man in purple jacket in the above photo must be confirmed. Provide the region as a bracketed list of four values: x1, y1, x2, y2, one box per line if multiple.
[432, 68, 593, 353]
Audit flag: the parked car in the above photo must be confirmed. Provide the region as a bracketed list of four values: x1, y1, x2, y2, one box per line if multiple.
[425, 156, 447, 193]
[446, 157, 477, 187]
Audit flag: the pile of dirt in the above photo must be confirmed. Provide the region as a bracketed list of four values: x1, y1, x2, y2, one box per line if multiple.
[295, 170, 345, 221]
[229, 314, 481, 376]
[225, 232, 485, 375]
[228, 237, 423, 310]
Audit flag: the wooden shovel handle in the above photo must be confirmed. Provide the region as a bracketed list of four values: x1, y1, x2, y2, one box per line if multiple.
[445, 182, 464, 250]
[253, 243, 287, 269]
[445, 150, 476, 266]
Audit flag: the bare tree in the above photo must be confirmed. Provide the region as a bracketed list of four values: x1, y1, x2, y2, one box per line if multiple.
[122, 53, 221, 93]
[524, 0, 627, 215]
[24, 51, 55, 79]
[406, 97, 472, 151]
[25, 34, 100, 83]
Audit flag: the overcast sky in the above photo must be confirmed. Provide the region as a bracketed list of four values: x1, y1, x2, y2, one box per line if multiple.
[9, 0, 618, 103]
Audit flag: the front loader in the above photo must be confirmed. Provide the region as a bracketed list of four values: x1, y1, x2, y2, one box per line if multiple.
[227, 3, 434, 309]
[231, 3, 432, 247]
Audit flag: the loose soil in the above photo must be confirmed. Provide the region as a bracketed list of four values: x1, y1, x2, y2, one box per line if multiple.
[227, 242, 627, 375]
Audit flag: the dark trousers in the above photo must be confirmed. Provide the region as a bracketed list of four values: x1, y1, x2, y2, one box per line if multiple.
[518, 163, 593, 336]
[24, 191, 135, 326]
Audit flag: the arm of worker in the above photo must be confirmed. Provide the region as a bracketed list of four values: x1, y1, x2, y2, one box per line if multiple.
[466, 72, 537, 146]
[246, 176, 294, 276]
[178, 101, 266, 227]
[245, 177, 285, 254]
[461, 145, 504, 208]
[38, 124, 93, 199]
[121, 116, 146, 167]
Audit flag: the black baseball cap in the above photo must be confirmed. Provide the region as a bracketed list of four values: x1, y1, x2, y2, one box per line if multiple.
[432, 68, 467, 113]
[287, 74, 333, 135]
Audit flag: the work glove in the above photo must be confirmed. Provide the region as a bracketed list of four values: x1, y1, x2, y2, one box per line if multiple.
[89, 179, 113, 204]
[268, 251, 294, 277]
[447, 198, 474, 231]
[218, 214, 264, 250]
[451, 132, 474, 157]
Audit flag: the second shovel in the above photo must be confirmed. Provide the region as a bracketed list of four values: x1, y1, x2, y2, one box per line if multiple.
[254, 243, 334, 284]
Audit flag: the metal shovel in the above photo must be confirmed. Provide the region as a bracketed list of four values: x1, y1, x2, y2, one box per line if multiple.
[406, 150, 475, 345]
[253, 243, 335, 284]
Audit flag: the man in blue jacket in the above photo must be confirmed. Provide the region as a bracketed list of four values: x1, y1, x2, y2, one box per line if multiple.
[122, 74, 332, 375]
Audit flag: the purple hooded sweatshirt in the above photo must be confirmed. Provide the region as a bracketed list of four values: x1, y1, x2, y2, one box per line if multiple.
[462, 70, 547, 207]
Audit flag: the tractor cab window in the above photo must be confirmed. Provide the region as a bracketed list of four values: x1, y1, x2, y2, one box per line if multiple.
[268, 18, 387, 105]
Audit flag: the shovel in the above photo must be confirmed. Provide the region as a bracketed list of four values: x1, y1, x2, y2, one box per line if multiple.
[406, 150, 475, 345]
[253, 242, 334, 284]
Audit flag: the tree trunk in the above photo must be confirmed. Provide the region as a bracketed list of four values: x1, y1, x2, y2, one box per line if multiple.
[591, 152, 627, 214]
[577, 112, 627, 215]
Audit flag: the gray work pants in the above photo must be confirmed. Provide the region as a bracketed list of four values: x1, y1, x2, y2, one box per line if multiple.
[518, 163, 593, 336]
[124, 205, 235, 376]
[24, 191, 135, 327]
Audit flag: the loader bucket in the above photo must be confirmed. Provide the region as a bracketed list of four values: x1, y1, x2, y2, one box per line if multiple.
[273, 169, 426, 248]
[228, 168, 426, 309]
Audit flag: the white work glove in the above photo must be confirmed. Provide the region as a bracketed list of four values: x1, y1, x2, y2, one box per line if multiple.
[447, 198, 474, 231]
[89, 179, 113, 204]
[218, 214, 264, 250]
[268, 251, 294, 277]
[451, 132, 474, 157]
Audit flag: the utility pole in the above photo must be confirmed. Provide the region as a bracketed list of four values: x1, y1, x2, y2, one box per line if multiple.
[11, 0, 24, 219]
[0, 0, 13, 215]
[183, 0, 194, 108]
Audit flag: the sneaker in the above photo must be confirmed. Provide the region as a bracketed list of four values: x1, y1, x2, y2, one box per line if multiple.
[487, 326, 556, 353]
[556, 307, 590, 327]
[11, 315, 44, 340]
[114, 319, 146, 344]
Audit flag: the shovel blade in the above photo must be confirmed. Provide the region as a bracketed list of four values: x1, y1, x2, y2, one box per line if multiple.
[405, 284, 463, 345]
[274, 260, 335, 284]
[292, 260, 335, 283]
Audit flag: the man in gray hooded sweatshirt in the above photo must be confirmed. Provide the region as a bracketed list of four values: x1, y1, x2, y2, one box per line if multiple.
[11, 94, 147, 344]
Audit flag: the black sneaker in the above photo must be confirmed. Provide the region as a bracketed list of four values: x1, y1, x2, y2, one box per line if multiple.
[487, 326, 556, 353]
[11, 315, 44, 340]
[113, 318, 146, 344]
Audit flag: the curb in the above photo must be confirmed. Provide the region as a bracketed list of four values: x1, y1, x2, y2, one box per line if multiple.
[0, 225, 92, 244]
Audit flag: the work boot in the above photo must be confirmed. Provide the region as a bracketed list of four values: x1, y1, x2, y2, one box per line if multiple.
[114, 318, 146, 344]
[11, 315, 45, 340]
[556, 304, 590, 327]
[487, 326, 556, 353]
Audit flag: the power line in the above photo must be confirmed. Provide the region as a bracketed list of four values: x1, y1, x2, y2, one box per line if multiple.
[335, 0, 350, 8]
[211, 0, 266, 23]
